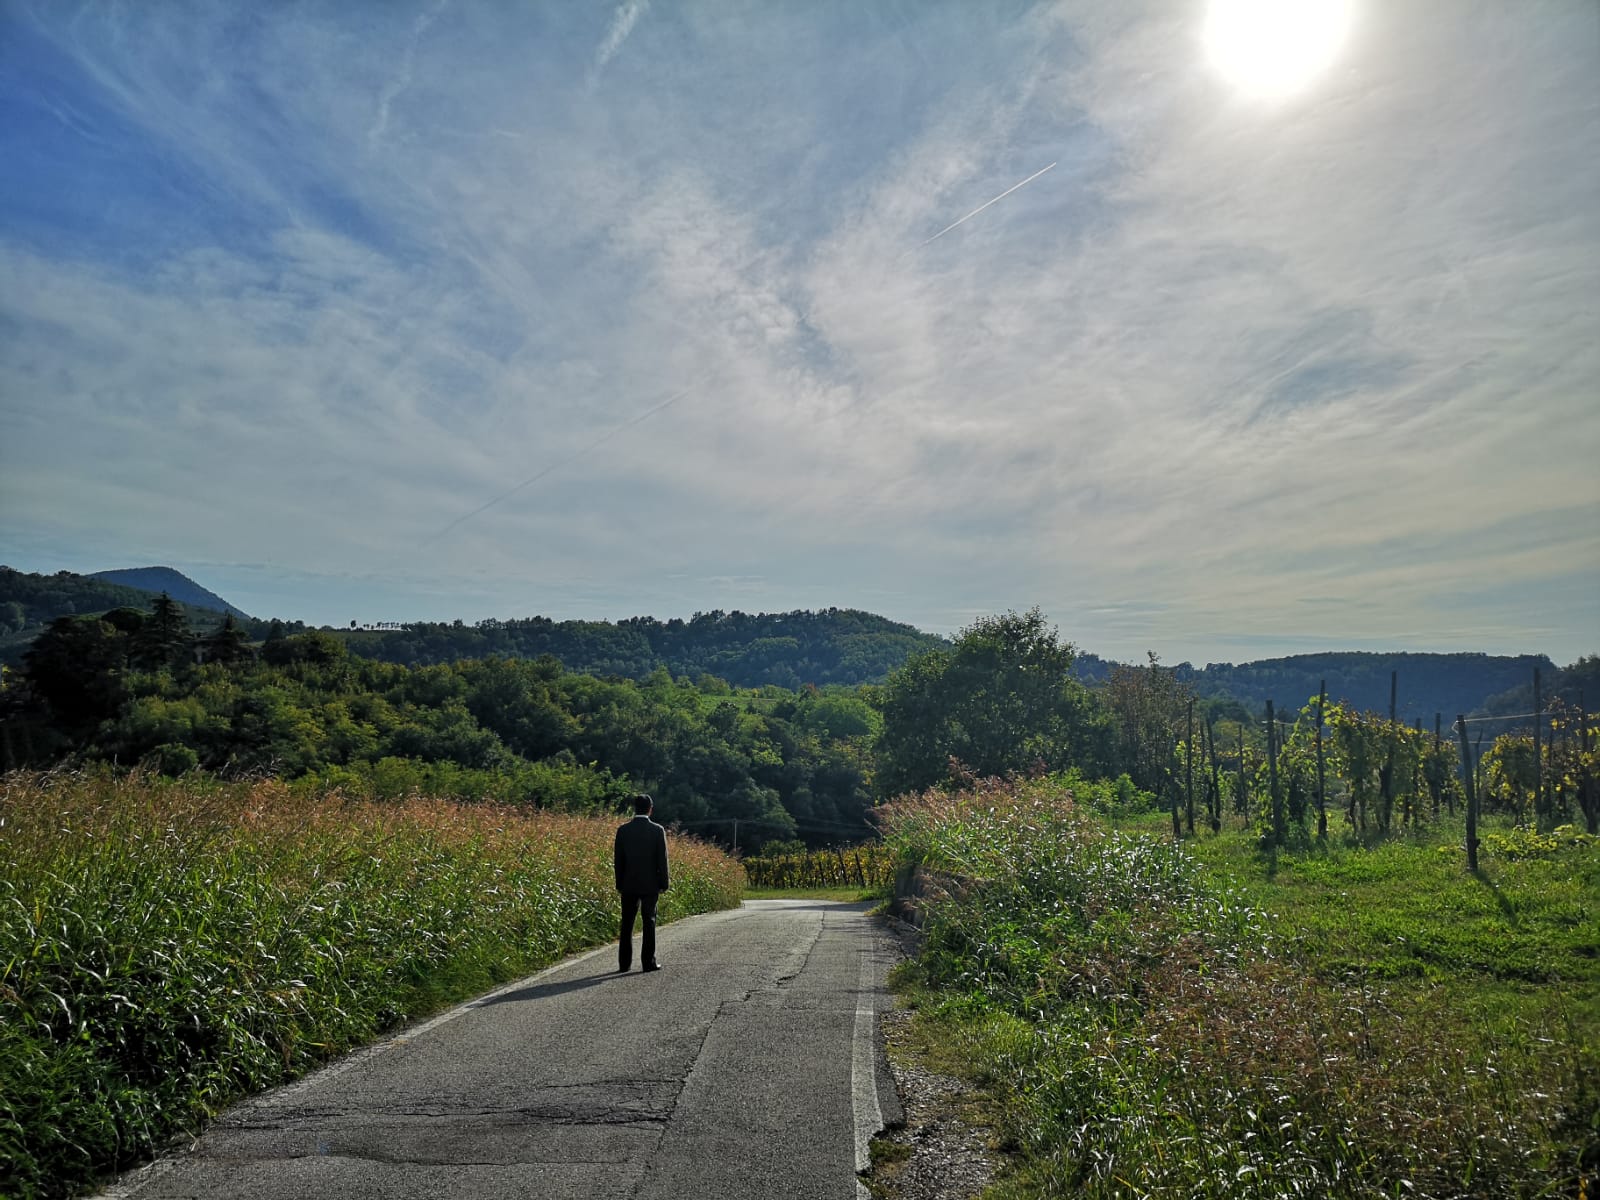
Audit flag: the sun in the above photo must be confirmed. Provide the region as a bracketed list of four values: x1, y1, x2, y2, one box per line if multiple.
[1203, 0, 1354, 100]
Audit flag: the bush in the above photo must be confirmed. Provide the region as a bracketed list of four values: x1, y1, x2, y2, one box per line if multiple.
[144, 742, 198, 777]
[1481, 823, 1599, 861]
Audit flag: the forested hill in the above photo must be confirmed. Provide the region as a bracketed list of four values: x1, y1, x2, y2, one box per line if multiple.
[0, 566, 155, 627]
[89, 567, 251, 619]
[1178, 651, 1559, 724]
[0, 566, 245, 665]
[340, 609, 949, 688]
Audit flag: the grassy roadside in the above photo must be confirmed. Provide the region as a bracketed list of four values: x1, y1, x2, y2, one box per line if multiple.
[0, 771, 744, 1200]
[876, 778, 1598, 1198]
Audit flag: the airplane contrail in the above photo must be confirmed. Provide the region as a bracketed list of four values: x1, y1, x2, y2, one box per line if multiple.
[421, 381, 698, 546]
[918, 161, 1057, 247]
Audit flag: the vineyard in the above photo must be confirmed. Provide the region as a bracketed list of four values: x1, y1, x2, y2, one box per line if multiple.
[740, 843, 894, 890]
[1163, 688, 1598, 854]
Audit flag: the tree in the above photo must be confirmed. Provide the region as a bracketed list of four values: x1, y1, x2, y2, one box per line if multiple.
[22, 615, 130, 726]
[261, 630, 346, 667]
[203, 614, 253, 666]
[0, 600, 25, 634]
[875, 609, 1106, 796]
[132, 593, 192, 670]
[100, 606, 147, 636]
[1103, 653, 1192, 818]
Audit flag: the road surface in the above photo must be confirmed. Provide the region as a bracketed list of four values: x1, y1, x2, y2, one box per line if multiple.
[100, 900, 903, 1200]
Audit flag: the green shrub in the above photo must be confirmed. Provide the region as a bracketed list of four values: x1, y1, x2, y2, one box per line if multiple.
[1481, 823, 1599, 861]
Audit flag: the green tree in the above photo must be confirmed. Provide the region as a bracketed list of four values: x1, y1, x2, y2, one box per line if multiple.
[203, 614, 253, 665]
[875, 609, 1105, 796]
[1102, 653, 1193, 819]
[132, 593, 192, 670]
[260, 630, 346, 667]
[22, 615, 131, 727]
[0, 600, 26, 634]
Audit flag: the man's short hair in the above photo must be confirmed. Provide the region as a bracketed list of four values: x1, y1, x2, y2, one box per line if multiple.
[632, 793, 653, 815]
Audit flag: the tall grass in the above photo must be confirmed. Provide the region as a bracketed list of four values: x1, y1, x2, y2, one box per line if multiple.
[877, 775, 1597, 1198]
[0, 770, 743, 1199]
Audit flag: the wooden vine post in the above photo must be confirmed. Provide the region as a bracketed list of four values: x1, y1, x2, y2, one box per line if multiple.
[1410, 717, 1423, 827]
[1170, 741, 1182, 840]
[1583, 692, 1596, 835]
[1533, 667, 1544, 830]
[1237, 725, 1248, 819]
[1206, 716, 1222, 834]
[1185, 697, 1195, 837]
[1266, 699, 1285, 847]
[1315, 680, 1328, 839]
[1436, 712, 1450, 816]
[1456, 714, 1478, 871]
[1381, 670, 1398, 832]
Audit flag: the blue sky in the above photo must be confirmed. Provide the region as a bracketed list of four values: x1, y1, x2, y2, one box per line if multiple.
[1, 0, 1596, 665]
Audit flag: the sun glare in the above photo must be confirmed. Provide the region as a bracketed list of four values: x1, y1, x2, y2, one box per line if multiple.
[1204, 0, 1353, 100]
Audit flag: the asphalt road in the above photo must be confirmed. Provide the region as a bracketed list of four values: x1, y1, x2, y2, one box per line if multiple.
[100, 900, 904, 1200]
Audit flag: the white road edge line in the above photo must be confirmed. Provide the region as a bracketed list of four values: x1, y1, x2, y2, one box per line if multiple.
[87, 940, 618, 1200]
[852, 923, 885, 1199]
[261, 941, 621, 1108]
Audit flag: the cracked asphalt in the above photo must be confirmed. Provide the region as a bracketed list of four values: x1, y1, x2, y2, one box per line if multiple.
[103, 900, 902, 1200]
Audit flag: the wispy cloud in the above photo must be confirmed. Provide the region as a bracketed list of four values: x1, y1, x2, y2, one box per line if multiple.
[369, 0, 451, 147]
[591, 0, 651, 79]
[1, 1, 1594, 660]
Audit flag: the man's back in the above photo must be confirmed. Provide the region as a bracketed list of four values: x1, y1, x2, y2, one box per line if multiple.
[614, 814, 669, 895]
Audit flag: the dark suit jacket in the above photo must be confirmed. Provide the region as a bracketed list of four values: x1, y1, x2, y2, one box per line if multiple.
[614, 815, 670, 895]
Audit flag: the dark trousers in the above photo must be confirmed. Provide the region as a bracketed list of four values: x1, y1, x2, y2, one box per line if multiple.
[619, 892, 659, 969]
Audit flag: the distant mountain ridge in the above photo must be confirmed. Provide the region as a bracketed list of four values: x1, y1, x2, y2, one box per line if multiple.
[0, 566, 253, 666]
[0, 566, 156, 628]
[340, 609, 949, 689]
[1176, 650, 1559, 727]
[89, 567, 251, 619]
[0, 565, 1582, 716]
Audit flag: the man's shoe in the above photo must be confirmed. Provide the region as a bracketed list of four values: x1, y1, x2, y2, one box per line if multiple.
[617, 964, 631, 974]
[641, 962, 662, 972]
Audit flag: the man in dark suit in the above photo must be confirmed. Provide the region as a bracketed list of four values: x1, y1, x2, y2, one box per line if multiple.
[614, 793, 670, 973]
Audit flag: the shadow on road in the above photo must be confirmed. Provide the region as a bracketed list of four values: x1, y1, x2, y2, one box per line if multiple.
[476, 971, 617, 1007]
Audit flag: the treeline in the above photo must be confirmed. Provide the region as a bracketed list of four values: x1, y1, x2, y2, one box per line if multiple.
[6, 595, 1595, 853]
[1178, 650, 1561, 726]
[1108, 659, 1600, 844]
[1, 602, 881, 850]
[339, 608, 946, 689]
[8, 568, 1580, 719]
[2, 570, 942, 689]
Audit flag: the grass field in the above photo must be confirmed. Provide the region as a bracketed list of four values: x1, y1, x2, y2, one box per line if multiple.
[1120, 808, 1600, 989]
[0, 770, 744, 1200]
[879, 778, 1598, 1199]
